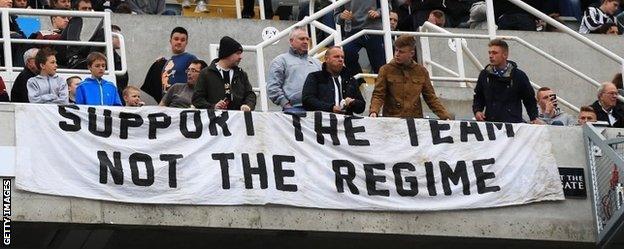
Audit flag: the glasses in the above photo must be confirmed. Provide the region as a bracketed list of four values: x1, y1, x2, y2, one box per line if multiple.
[185, 68, 200, 73]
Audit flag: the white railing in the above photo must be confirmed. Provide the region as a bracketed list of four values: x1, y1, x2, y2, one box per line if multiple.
[0, 8, 126, 82]
[222, 0, 624, 114]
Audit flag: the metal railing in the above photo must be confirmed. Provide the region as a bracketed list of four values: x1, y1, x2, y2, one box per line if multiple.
[0, 8, 127, 82]
[584, 124, 624, 248]
[219, 0, 624, 114]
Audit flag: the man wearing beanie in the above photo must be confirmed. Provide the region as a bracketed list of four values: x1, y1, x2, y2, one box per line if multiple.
[192, 36, 256, 111]
[267, 26, 321, 113]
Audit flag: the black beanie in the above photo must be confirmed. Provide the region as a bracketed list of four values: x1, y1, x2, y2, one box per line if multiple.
[218, 36, 243, 59]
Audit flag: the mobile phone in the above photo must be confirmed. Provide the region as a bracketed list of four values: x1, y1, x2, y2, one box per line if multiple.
[550, 94, 558, 108]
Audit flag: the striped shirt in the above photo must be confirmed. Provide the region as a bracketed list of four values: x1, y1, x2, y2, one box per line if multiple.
[579, 7, 616, 34]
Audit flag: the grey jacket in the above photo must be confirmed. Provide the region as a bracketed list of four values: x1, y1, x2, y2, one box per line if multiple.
[27, 74, 68, 104]
[334, 0, 382, 31]
[538, 109, 577, 126]
[266, 47, 321, 108]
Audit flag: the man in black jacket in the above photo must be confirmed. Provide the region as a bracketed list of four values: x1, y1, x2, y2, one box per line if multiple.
[473, 39, 539, 124]
[302, 46, 365, 115]
[10, 48, 39, 103]
[591, 82, 624, 127]
[192, 36, 256, 111]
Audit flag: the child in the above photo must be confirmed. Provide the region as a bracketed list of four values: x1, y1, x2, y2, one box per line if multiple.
[26, 48, 68, 104]
[74, 52, 122, 106]
[66, 76, 81, 104]
[123, 86, 144, 107]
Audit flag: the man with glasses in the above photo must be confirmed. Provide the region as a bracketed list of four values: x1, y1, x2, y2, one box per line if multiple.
[160, 60, 207, 108]
[591, 82, 624, 127]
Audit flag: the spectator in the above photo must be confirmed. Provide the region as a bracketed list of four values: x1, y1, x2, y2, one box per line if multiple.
[578, 105, 598, 125]
[242, 0, 272, 19]
[161, 27, 198, 90]
[298, 0, 335, 41]
[369, 35, 450, 119]
[27, 48, 68, 104]
[536, 87, 576, 125]
[66, 76, 81, 103]
[473, 39, 539, 123]
[468, 1, 488, 29]
[192, 36, 256, 111]
[580, 0, 621, 34]
[302, 46, 365, 115]
[590, 82, 624, 127]
[427, 9, 446, 27]
[74, 52, 122, 106]
[73, 0, 92, 11]
[389, 10, 399, 31]
[494, 0, 558, 31]
[335, 0, 386, 74]
[123, 86, 144, 107]
[0, 77, 7, 102]
[51, 0, 70, 9]
[126, 0, 165, 15]
[10, 48, 39, 103]
[267, 26, 322, 113]
[13, 0, 28, 8]
[160, 59, 207, 108]
[412, 0, 474, 28]
[30, 15, 68, 42]
[26, 0, 48, 8]
[114, 2, 133, 13]
[390, 0, 413, 31]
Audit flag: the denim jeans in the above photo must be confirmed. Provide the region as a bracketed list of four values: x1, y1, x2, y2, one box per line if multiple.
[343, 30, 386, 75]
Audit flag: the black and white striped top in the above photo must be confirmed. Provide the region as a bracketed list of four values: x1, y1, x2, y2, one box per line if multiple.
[579, 6, 616, 34]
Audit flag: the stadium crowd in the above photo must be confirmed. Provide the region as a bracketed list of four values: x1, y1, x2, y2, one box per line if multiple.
[0, 0, 622, 128]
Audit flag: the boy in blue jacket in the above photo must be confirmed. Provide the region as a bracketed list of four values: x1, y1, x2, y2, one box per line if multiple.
[75, 52, 122, 106]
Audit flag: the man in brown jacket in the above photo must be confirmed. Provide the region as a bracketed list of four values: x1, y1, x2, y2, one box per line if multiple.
[369, 35, 451, 119]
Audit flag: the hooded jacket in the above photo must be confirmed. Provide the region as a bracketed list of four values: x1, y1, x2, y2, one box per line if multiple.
[472, 60, 538, 123]
[369, 59, 450, 119]
[74, 77, 122, 106]
[302, 63, 365, 115]
[27, 74, 68, 104]
[192, 59, 256, 110]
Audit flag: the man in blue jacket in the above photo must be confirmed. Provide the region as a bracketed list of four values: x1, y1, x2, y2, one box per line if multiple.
[74, 52, 122, 106]
[473, 39, 539, 124]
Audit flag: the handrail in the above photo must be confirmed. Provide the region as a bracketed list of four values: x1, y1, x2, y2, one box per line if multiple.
[0, 8, 126, 81]
[503, 0, 623, 64]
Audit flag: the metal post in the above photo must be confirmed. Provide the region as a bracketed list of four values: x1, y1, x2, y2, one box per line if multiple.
[309, 0, 317, 48]
[255, 46, 269, 111]
[379, 0, 393, 63]
[454, 38, 466, 87]
[418, 26, 433, 74]
[259, 0, 266, 20]
[236, 0, 242, 19]
[102, 11, 115, 84]
[485, 0, 496, 40]
[113, 33, 128, 75]
[2, 9, 12, 73]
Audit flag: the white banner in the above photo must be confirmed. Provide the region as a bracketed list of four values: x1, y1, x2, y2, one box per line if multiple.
[15, 104, 564, 211]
